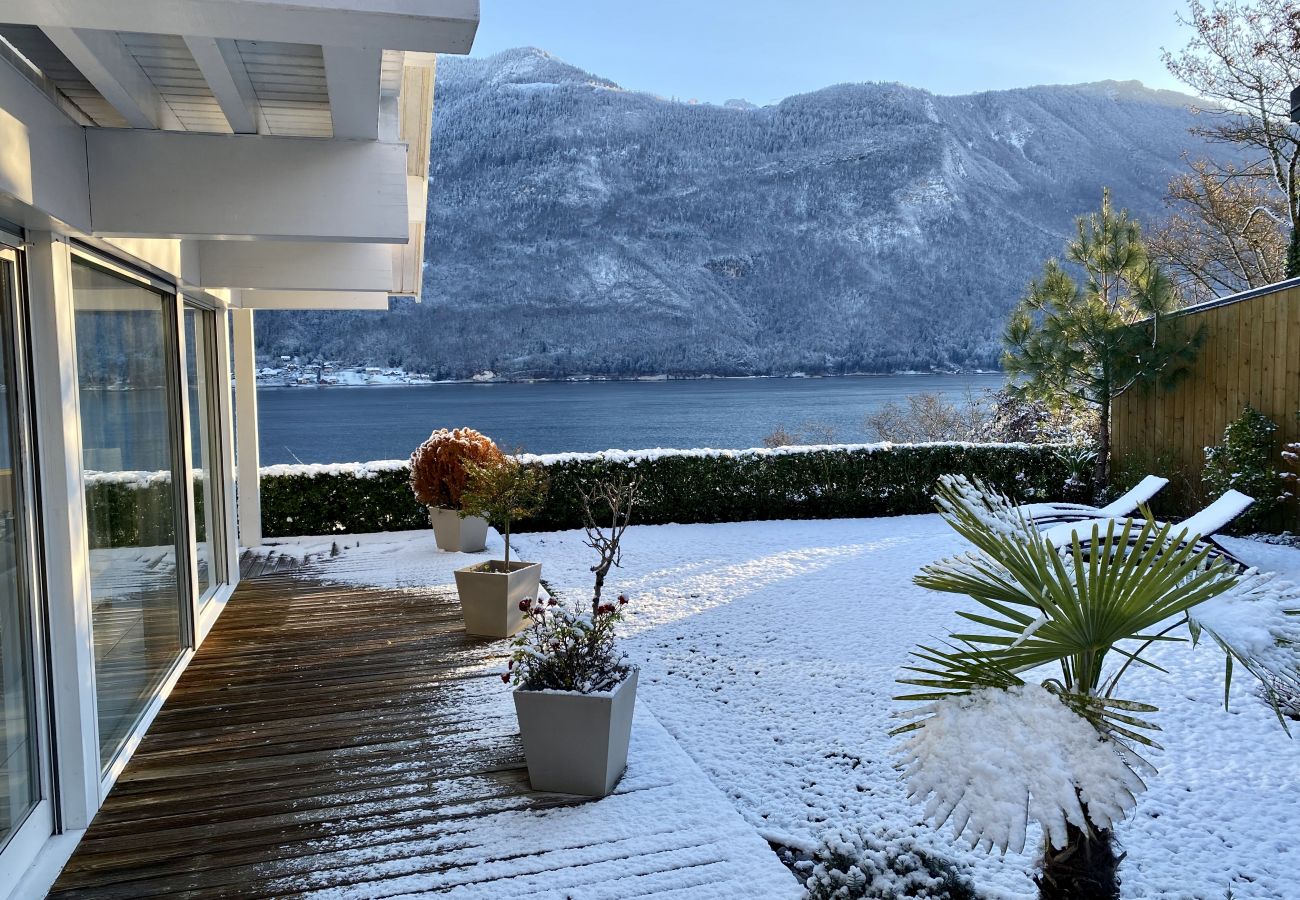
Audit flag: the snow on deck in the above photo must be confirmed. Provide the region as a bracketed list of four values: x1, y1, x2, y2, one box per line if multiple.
[264, 518, 1300, 900]
[328, 709, 802, 899]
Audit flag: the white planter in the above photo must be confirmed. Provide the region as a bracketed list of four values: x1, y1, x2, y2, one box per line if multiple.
[428, 506, 488, 552]
[513, 669, 637, 797]
[453, 560, 541, 638]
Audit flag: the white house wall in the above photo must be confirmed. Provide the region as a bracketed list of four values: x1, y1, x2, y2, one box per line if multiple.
[86, 130, 409, 241]
[0, 2, 459, 891]
[194, 240, 397, 291]
[0, 56, 91, 232]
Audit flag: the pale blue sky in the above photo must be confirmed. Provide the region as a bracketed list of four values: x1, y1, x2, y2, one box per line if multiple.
[473, 0, 1195, 104]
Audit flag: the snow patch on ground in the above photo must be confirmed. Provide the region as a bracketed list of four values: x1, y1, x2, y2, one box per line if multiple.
[263, 518, 1300, 899]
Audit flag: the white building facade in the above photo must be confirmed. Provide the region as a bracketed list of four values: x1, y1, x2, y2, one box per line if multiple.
[0, 2, 477, 895]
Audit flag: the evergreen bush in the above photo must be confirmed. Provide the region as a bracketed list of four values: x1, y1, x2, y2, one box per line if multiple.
[256, 443, 1076, 538]
[802, 825, 978, 900]
[1203, 407, 1284, 533]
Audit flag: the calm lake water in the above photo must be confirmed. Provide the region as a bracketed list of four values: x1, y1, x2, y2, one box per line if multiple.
[256, 374, 1005, 465]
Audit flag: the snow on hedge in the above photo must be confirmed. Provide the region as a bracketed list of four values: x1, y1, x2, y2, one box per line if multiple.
[258, 459, 411, 480]
[257, 441, 1072, 478]
[84, 469, 174, 487]
[84, 443, 1073, 486]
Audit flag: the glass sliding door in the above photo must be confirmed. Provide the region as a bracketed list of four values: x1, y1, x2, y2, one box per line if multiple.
[72, 260, 187, 770]
[184, 305, 224, 604]
[0, 247, 44, 860]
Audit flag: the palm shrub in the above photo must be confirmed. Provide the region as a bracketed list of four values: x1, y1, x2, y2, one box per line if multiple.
[1204, 407, 1283, 533]
[895, 475, 1300, 900]
[458, 455, 548, 569]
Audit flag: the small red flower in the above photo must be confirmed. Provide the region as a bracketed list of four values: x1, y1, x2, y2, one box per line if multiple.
[518, 598, 531, 611]
[500, 673, 510, 683]
[618, 594, 629, 605]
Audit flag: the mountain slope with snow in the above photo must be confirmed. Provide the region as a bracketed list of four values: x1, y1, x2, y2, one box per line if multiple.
[257, 49, 1219, 377]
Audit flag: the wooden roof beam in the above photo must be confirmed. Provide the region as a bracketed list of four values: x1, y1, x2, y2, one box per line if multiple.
[42, 26, 181, 129]
[184, 35, 261, 134]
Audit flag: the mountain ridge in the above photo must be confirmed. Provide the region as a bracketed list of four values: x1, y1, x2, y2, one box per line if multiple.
[255, 48, 1219, 378]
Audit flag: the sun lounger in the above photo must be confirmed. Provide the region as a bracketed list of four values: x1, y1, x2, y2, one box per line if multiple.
[1016, 475, 1169, 526]
[1039, 489, 1255, 569]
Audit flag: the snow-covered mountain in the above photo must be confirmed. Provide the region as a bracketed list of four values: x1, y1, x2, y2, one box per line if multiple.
[256, 48, 1217, 377]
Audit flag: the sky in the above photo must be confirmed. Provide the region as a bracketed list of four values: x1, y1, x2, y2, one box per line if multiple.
[472, 0, 1196, 105]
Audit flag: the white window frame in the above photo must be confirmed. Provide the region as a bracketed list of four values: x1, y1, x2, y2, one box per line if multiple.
[0, 236, 57, 893]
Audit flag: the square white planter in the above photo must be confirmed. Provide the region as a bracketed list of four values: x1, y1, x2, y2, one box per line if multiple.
[453, 560, 541, 638]
[428, 506, 489, 552]
[513, 668, 637, 797]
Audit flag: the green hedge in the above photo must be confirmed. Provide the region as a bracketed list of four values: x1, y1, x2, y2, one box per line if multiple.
[83, 476, 208, 550]
[258, 444, 1080, 538]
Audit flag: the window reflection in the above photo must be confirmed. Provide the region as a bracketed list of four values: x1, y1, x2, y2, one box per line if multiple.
[73, 261, 185, 769]
[185, 307, 221, 601]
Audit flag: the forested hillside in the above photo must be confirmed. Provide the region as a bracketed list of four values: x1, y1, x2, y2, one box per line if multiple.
[256, 48, 1215, 377]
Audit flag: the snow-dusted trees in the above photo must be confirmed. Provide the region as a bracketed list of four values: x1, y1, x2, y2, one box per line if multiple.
[896, 476, 1300, 899]
[1003, 190, 1200, 488]
[1163, 0, 1300, 279]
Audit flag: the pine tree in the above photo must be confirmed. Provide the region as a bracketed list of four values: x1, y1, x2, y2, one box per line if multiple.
[1003, 189, 1201, 489]
[1286, 226, 1300, 280]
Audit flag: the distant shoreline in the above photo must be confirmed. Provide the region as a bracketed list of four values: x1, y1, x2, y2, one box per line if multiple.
[255, 370, 1005, 389]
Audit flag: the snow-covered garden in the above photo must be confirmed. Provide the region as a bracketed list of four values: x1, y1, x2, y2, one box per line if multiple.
[260, 510, 1300, 900]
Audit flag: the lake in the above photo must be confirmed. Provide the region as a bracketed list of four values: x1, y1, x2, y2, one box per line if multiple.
[256, 374, 1005, 465]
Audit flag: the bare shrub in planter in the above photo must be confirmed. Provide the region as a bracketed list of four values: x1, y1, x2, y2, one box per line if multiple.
[506, 474, 640, 692]
[506, 475, 641, 796]
[452, 455, 550, 638]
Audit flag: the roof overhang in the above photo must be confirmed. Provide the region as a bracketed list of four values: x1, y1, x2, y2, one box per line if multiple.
[0, 0, 471, 311]
[0, 1, 479, 54]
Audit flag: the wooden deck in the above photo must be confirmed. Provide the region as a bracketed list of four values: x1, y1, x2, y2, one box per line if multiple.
[49, 560, 800, 898]
[49, 572, 584, 898]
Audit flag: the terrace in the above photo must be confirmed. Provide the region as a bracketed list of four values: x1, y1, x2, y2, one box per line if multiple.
[49, 509, 1300, 898]
[49, 564, 795, 899]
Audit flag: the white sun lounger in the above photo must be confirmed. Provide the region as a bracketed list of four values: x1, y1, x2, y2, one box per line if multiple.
[1017, 475, 1169, 526]
[1039, 489, 1255, 568]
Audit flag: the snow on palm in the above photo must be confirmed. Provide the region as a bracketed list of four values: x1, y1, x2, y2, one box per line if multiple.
[898, 684, 1146, 855]
[898, 475, 1300, 893]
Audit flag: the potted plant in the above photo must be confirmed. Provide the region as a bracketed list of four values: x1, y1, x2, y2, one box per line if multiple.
[453, 454, 549, 638]
[505, 475, 641, 797]
[409, 427, 502, 552]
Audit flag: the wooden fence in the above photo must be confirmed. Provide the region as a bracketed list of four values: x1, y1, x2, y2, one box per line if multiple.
[1112, 278, 1300, 504]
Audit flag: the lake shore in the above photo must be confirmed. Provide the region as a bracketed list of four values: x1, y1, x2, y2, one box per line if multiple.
[256, 373, 1007, 464]
[256, 369, 1005, 389]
